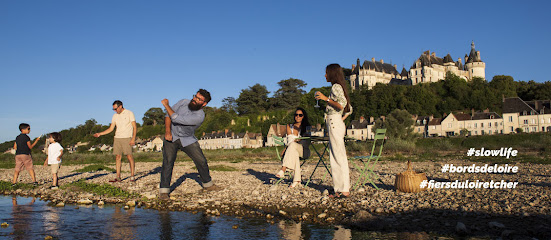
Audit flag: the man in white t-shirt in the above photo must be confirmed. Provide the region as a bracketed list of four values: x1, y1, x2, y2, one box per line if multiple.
[94, 100, 137, 182]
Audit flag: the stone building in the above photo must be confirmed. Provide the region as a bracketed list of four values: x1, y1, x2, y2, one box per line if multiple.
[351, 41, 486, 90]
[346, 116, 375, 140]
[502, 97, 551, 134]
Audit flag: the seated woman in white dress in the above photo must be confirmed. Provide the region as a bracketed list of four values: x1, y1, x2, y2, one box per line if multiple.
[275, 107, 311, 188]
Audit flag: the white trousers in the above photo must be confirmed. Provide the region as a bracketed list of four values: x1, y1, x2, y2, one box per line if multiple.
[282, 141, 309, 182]
[326, 114, 350, 193]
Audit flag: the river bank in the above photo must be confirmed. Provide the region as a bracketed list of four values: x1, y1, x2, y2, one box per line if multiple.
[2, 159, 550, 239]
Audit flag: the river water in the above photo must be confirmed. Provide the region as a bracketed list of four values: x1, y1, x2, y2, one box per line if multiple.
[0, 195, 445, 239]
[0, 195, 350, 239]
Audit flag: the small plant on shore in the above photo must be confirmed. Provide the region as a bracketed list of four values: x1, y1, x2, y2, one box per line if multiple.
[61, 179, 138, 198]
[0, 181, 37, 191]
[74, 164, 116, 173]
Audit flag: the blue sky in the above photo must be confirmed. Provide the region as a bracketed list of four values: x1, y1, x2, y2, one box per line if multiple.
[1, 0, 550, 143]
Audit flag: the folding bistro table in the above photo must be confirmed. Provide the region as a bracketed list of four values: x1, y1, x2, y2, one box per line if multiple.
[298, 136, 357, 187]
[296, 136, 332, 186]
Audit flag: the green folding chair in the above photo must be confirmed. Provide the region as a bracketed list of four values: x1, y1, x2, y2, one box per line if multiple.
[272, 135, 307, 185]
[351, 128, 386, 190]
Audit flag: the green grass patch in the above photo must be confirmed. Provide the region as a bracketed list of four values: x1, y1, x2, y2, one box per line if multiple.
[61, 179, 138, 198]
[73, 164, 115, 173]
[0, 180, 36, 191]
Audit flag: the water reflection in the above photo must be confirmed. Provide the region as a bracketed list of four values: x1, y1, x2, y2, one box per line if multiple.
[109, 206, 136, 240]
[11, 197, 35, 240]
[0, 195, 431, 240]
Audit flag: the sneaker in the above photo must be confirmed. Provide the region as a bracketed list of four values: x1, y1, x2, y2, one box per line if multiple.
[159, 193, 169, 200]
[11, 183, 17, 187]
[109, 178, 121, 183]
[203, 184, 223, 192]
[129, 176, 136, 182]
[49, 186, 59, 190]
[275, 170, 285, 178]
[32, 182, 38, 186]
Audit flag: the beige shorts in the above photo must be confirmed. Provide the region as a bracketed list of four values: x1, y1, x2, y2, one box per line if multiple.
[113, 138, 133, 156]
[15, 154, 34, 172]
[50, 164, 61, 174]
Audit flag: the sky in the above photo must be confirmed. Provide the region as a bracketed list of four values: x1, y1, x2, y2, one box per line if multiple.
[1, 0, 550, 143]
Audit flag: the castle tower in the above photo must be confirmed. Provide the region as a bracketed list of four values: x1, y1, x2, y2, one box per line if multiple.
[464, 41, 486, 80]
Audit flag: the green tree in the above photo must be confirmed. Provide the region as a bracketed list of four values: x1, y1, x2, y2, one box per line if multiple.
[221, 97, 238, 113]
[271, 78, 307, 110]
[373, 109, 416, 140]
[236, 84, 270, 115]
[489, 75, 518, 99]
[142, 107, 165, 126]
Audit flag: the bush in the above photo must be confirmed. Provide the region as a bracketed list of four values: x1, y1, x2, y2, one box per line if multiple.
[384, 139, 416, 153]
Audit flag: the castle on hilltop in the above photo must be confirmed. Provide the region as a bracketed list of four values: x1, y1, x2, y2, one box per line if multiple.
[350, 41, 486, 90]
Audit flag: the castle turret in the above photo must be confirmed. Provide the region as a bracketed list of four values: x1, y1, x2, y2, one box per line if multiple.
[465, 41, 486, 80]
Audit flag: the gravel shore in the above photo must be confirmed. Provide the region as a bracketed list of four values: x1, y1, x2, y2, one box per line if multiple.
[2, 159, 550, 239]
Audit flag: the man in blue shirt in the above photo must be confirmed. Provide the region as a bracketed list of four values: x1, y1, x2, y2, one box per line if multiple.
[159, 89, 222, 199]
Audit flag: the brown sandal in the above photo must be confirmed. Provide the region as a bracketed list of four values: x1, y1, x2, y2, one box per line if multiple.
[109, 178, 121, 182]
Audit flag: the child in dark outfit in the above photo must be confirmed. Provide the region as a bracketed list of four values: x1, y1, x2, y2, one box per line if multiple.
[12, 123, 41, 185]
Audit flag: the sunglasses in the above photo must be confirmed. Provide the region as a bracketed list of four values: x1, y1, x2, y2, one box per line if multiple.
[295, 114, 304, 117]
[192, 94, 206, 102]
[113, 106, 120, 111]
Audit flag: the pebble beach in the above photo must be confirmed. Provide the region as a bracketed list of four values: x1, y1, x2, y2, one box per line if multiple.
[2, 159, 550, 239]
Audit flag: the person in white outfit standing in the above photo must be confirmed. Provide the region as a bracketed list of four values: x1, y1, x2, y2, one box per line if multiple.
[315, 63, 352, 198]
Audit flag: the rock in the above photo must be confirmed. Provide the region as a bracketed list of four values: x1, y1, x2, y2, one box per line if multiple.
[55, 202, 65, 207]
[97, 201, 105, 206]
[279, 210, 287, 216]
[501, 230, 514, 237]
[77, 199, 93, 205]
[124, 206, 130, 210]
[317, 213, 327, 219]
[252, 190, 260, 195]
[266, 214, 274, 219]
[322, 189, 329, 196]
[357, 188, 366, 193]
[126, 201, 136, 207]
[489, 221, 505, 229]
[375, 208, 384, 213]
[353, 210, 373, 221]
[45, 236, 54, 240]
[232, 225, 239, 229]
[455, 222, 468, 234]
[281, 195, 287, 200]
[143, 193, 156, 200]
[169, 197, 176, 200]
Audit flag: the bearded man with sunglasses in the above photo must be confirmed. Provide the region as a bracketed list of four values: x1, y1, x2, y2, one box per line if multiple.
[159, 89, 222, 200]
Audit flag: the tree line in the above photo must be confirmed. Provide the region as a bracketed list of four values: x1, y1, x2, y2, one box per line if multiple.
[1, 72, 550, 153]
